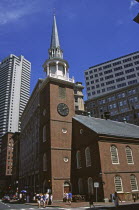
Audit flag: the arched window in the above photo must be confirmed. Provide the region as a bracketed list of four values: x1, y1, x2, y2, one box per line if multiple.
[110, 145, 119, 164]
[114, 176, 123, 192]
[88, 177, 93, 195]
[76, 151, 81, 169]
[43, 125, 46, 142]
[78, 178, 84, 194]
[130, 174, 138, 191]
[43, 153, 47, 171]
[125, 146, 134, 164]
[85, 147, 91, 167]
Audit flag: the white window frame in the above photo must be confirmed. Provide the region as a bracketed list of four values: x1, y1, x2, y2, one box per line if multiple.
[43, 125, 46, 142]
[78, 178, 84, 194]
[85, 147, 91, 167]
[88, 177, 93, 195]
[110, 145, 119, 164]
[76, 150, 81, 169]
[125, 146, 134, 164]
[114, 176, 123, 192]
[130, 174, 138, 191]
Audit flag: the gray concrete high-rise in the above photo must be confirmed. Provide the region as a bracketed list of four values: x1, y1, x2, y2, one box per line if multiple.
[85, 51, 139, 99]
[0, 54, 31, 152]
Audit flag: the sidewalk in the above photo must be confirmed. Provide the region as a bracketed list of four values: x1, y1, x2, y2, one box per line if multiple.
[25, 200, 139, 209]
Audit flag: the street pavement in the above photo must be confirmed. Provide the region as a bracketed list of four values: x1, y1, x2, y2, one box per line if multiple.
[1, 199, 139, 210]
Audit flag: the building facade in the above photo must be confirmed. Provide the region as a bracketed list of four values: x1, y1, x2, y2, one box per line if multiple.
[19, 15, 81, 200]
[71, 115, 139, 202]
[0, 55, 31, 152]
[85, 83, 139, 125]
[84, 51, 139, 99]
[0, 132, 14, 195]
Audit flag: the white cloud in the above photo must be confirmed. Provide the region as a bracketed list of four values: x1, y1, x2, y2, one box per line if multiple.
[129, 0, 138, 9]
[0, 0, 56, 25]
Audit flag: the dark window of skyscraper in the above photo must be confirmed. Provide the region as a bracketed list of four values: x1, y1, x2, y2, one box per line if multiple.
[115, 72, 124, 77]
[85, 72, 88, 75]
[125, 68, 134, 74]
[92, 91, 96, 95]
[106, 80, 115, 85]
[117, 83, 126, 88]
[113, 61, 121, 66]
[107, 86, 116, 91]
[123, 58, 131, 63]
[133, 55, 139, 59]
[128, 80, 137, 85]
[116, 77, 125, 82]
[114, 66, 123, 71]
[127, 74, 136, 79]
[104, 69, 112, 74]
[124, 63, 133, 68]
[105, 75, 113, 80]
[102, 89, 105, 92]
[135, 61, 139, 65]
[103, 64, 111, 69]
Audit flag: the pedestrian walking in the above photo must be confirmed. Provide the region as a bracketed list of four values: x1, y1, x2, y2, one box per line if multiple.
[68, 191, 72, 204]
[113, 191, 122, 207]
[48, 193, 53, 205]
[89, 194, 95, 208]
[36, 193, 42, 208]
[133, 195, 136, 202]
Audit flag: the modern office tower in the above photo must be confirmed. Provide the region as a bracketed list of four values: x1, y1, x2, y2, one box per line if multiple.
[85, 83, 139, 125]
[0, 55, 31, 152]
[84, 51, 139, 100]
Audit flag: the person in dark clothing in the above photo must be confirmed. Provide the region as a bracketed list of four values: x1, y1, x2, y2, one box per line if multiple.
[89, 194, 95, 208]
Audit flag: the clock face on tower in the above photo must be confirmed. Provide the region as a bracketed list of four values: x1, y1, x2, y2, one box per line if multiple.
[57, 103, 69, 116]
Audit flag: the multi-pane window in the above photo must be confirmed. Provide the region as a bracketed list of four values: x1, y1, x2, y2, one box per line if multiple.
[88, 177, 93, 195]
[85, 147, 91, 167]
[78, 178, 84, 194]
[43, 153, 47, 171]
[125, 146, 134, 164]
[76, 151, 82, 169]
[110, 145, 119, 164]
[43, 125, 46, 142]
[130, 175, 138, 191]
[114, 176, 123, 192]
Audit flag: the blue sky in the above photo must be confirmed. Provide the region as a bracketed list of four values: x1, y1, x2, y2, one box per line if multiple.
[0, 0, 138, 99]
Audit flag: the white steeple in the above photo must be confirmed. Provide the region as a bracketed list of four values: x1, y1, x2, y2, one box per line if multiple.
[43, 15, 74, 83]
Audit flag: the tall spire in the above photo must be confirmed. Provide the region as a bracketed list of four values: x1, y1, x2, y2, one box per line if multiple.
[48, 15, 63, 59]
[43, 14, 74, 83]
[50, 15, 60, 49]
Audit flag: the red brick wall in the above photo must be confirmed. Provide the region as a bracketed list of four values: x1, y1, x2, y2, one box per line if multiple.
[99, 141, 139, 200]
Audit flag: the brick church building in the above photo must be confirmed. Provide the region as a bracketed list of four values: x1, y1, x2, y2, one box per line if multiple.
[17, 15, 139, 202]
